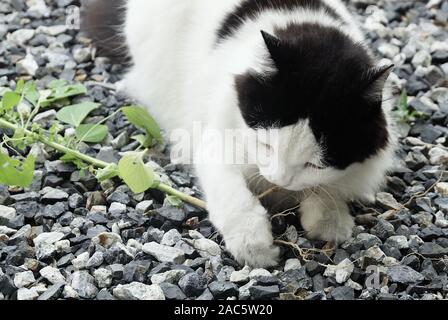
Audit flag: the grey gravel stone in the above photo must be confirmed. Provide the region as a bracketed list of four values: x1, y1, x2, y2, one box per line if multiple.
[38, 282, 65, 300]
[71, 271, 98, 299]
[143, 242, 185, 264]
[178, 272, 207, 297]
[387, 265, 425, 284]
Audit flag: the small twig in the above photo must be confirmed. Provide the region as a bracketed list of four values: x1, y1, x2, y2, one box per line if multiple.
[403, 173, 445, 208]
[257, 186, 282, 200]
[270, 203, 301, 221]
[274, 239, 335, 264]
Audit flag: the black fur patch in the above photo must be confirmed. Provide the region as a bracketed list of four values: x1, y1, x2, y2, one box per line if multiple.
[81, 0, 130, 65]
[217, 0, 342, 42]
[235, 24, 390, 169]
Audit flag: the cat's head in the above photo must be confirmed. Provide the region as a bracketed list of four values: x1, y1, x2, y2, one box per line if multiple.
[236, 24, 393, 191]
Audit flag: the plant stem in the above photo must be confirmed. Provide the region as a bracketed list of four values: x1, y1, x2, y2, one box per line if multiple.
[0, 117, 207, 209]
[157, 183, 207, 209]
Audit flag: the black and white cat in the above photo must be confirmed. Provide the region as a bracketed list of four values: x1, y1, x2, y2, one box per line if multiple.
[83, 0, 397, 267]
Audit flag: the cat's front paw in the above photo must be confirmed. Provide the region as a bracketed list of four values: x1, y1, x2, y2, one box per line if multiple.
[301, 211, 355, 244]
[223, 208, 279, 268]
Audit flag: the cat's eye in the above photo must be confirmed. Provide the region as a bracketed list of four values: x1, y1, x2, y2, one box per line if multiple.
[305, 162, 326, 170]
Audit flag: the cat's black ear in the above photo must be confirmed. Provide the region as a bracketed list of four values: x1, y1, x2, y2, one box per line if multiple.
[362, 64, 394, 102]
[261, 30, 286, 68]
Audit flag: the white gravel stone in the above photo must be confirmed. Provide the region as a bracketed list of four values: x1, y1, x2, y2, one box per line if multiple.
[33, 232, 64, 246]
[230, 266, 251, 283]
[0, 226, 16, 236]
[435, 212, 448, 228]
[109, 202, 127, 215]
[72, 252, 90, 270]
[383, 257, 400, 267]
[127, 239, 143, 251]
[113, 282, 165, 300]
[71, 271, 98, 299]
[55, 240, 70, 252]
[14, 271, 36, 288]
[135, 200, 154, 214]
[88, 207, 105, 216]
[188, 230, 205, 239]
[0, 205, 16, 222]
[142, 242, 185, 264]
[436, 183, 448, 197]
[412, 50, 432, 68]
[27, 0, 50, 18]
[9, 29, 35, 45]
[161, 229, 182, 246]
[35, 243, 56, 260]
[40, 266, 65, 284]
[324, 258, 354, 284]
[190, 238, 222, 257]
[16, 53, 39, 76]
[92, 232, 123, 248]
[249, 268, 271, 279]
[37, 25, 67, 36]
[429, 147, 448, 165]
[93, 268, 112, 288]
[239, 279, 257, 300]
[363, 245, 386, 263]
[386, 236, 409, 249]
[284, 259, 302, 271]
[63, 285, 79, 299]
[17, 287, 39, 300]
[378, 43, 400, 59]
[346, 279, 363, 291]
[150, 269, 187, 285]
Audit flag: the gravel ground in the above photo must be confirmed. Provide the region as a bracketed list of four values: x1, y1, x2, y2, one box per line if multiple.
[0, 0, 448, 301]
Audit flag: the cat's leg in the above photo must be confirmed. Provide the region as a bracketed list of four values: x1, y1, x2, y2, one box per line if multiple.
[195, 163, 279, 267]
[300, 190, 355, 244]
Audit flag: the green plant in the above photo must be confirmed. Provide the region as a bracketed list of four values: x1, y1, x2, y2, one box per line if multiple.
[0, 80, 206, 209]
[395, 89, 426, 122]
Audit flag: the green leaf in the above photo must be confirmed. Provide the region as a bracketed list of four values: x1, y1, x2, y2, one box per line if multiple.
[47, 79, 67, 89]
[0, 153, 35, 188]
[132, 134, 152, 148]
[15, 79, 25, 94]
[75, 124, 109, 143]
[56, 102, 100, 127]
[118, 152, 155, 194]
[1, 91, 21, 111]
[166, 195, 183, 207]
[121, 106, 162, 143]
[42, 83, 87, 106]
[23, 81, 39, 106]
[398, 90, 408, 112]
[96, 163, 120, 182]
